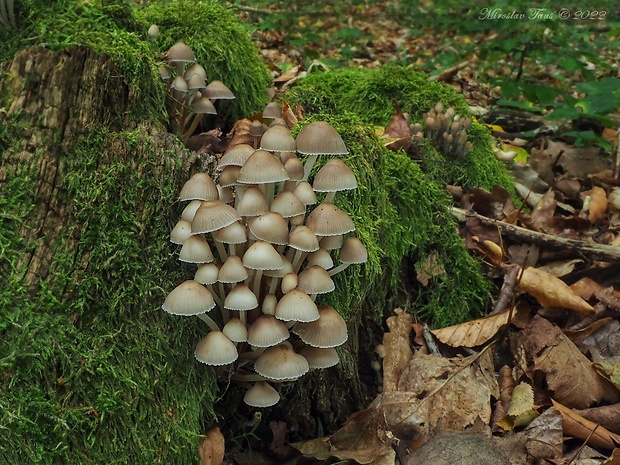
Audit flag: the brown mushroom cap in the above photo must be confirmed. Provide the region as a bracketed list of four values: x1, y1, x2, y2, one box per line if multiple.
[254, 344, 309, 381]
[288, 225, 319, 252]
[295, 121, 348, 155]
[297, 265, 335, 295]
[236, 186, 269, 217]
[179, 173, 219, 201]
[224, 283, 258, 311]
[312, 158, 357, 193]
[222, 317, 248, 343]
[292, 181, 318, 205]
[275, 289, 319, 322]
[179, 235, 215, 264]
[262, 102, 282, 120]
[191, 200, 241, 234]
[305, 202, 355, 236]
[218, 144, 255, 169]
[248, 212, 289, 245]
[319, 234, 343, 251]
[247, 314, 290, 347]
[195, 331, 238, 366]
[300, 346, 340, 369]
[218, 255, 248, 283]
[170, 219, 193, 244]
[237, 150, 289, 185]
[306, 248, 334, 270]
[270, 191, 305, 218]
[183, 63, 207, 81]
[191, 96, 217, 115]
[242, 241, 284, 270]
[187, 72, 207, 90]
[167, 42, 196, 65]
[284, 157, 305, 181]
[203, 80, 235, 99]
[162, 280, 215, 316]
[194, 263, 219, 285]
[244, 381, 280, 407]
[338, 237, 368, 264]
[260, 125, 296, 152]
[292, 305, 348, 348]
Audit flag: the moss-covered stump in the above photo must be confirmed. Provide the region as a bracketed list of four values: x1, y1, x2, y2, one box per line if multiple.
[0, 1, 271, 462]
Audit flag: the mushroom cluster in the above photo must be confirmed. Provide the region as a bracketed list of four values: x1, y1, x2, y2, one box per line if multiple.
[163, 116, 368, 407]
[412, 102, 473, 159]
[160, 41, 235, 142]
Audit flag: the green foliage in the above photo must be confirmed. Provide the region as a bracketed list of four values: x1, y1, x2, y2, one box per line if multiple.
[286, 66, 514, 191]
[0, 128, 217, 464]
[298, 113, 490, 327]
[135, 0, 272, 123]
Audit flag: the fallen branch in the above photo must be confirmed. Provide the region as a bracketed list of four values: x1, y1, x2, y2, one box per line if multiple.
[450, 207, 620, 263]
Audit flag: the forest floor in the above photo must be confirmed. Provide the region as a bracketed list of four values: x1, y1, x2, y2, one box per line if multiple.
[210, 2, 620, 465]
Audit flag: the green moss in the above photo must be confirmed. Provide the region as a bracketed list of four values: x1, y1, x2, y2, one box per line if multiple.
[301, 113, 490, 328]
[286, 66, 515, 191]
[0, 128, 216, 464]
[135, 1, 272, 123]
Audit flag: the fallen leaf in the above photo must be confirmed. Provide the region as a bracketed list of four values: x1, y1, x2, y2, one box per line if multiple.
[552, 399, 620, 450]
[576, 404, 620, 435]
[280, 99, 298, 128]
[586, 186, 608, 223]
[382, 308, 413, 392]
[518, 266, 595, 314]
[199, 427, 225, 465]
[432, 310, 512, 348]
[382, 100, 411, 152]
[519, 316, 620, 408]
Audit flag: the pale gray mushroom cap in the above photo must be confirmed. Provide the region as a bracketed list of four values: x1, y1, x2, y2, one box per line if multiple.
[292, 305, 348, 348]
[295, 121, 348, 155]
[203, 80, 235, 100]
[237, 150, 289, 185]
[300, 346, 340, 369]
[179, 173, 219, 202]
[244, 381, 280, 407]
[162, 280, 215, 316]
[275, 289, 319, 322]
[312, 158, 357, 193]
[224, 284, 258, 311]
[254, 344, 309, 381]
[305, 202, 355, 237]
[260, 124, 296, 152]
[247, 314, 290, 348]
[191, 201, 241, 234]
[179, 235, 215, 264]
[195, 331, 238, 366]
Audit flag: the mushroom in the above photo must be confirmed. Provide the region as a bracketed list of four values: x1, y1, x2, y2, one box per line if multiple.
[312, 158, 357, 203]
[254, 344, 309, 381]
[166, 42, 196, 75]
[244, 381, 280, 407]
[195, 331, 238, 366]
[328, 237, 368, 276]
[292, 305, 348, 348]
[305, 202, 355, 237]
[247, 314, 289, 348]
[296, 121, 348, 180]
[179, 173, 219, 202]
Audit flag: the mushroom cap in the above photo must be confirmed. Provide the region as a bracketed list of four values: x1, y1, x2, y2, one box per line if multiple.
[218, 144, 255, 169]
[254, 344, 309, 381]
[296, 121, 348, 155]
[191, 201, 241, 234]
[312, 158, 357, 193]
[275, 289, 319, 322]
[248, 212, 289, 245]
[237, 150, 289, 185]
[297, 265, 335, 295]
[195, 331, 238, 366]
[211, 221, 247, 244]
[204, 80, 235, 99]
[260, 125, 296, 152]
[148, 24, 160, 39]
[262, 293, 278, 315]
[179, 173, 219, 202]
[244, 381, 280, 407]
[250, 120, 267, 137]
[187, 73, 207, 90]
[236, 186, 269, 217]
[319, 234, 343, 251]
[194, 263, 219, 285]
[247, 314, 290, 347]
[218, 255, 248, 283]
[242, 241, 283, 271]
[183, 63, 207, 81]
[262, 102, 282, 120]
[167, 42, 196, 64]
[306, 248, 334, 270]
[338, 237, 368, 264]
[292, 305, 348, 348]
[217, 166, 241, 187]
[270, 191, 305, 218]
[300, 346, 340, 369]
[263, 255, 293, 278]
[170, 75, 189, 93]
[179, 235, 215, 264]
[293, 181, 318, 205]
[224, 283, 258, 311]
[181, 199, 203, 222]
[284, 157, 305, 181]
[280, 272, 298, 294]
[162, 280, 215, 316]
[288, 225, 319, 252]
[305, 202, 355, 236]
[170, 219, 193, 244]
[191, 96, 217, 115]
[222, 317, 248, 343]
[217, 185, 234, 204]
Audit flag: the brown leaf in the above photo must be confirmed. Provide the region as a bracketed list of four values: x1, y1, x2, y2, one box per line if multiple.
[586, 186, 608, 223]
[382, 100, 411, 152]
[519, 316, 620, 408]
[227, 118, 255, 147]
[280, 99, 298, 129]
[576, 403, 620, 435]
[518, 266, 595, 314]
[199, 427, 225, 465]
[552, 399, 620, 450]
[432, 310, 512, 348]
[382, 308, 413, 392]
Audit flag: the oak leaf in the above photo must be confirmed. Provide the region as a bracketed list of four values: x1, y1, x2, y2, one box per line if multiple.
[552, 399, 620, 450]
[432, 310, 512, 348]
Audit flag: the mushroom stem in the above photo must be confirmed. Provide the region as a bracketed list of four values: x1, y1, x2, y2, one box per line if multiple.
[197, 313, 221, 332]
[231, 372, 270, 383]
[292, 251, 309, 273]
[182, 112, 202, 143]
[302, 154, 319, 180]
[206, 284, 224, 309]
[253, 269, 264, 301]
[324, 191, 336, 203]
[268, 276, 280, 295]
[214, 241, 228, 262]
[328, 262, 350, 276]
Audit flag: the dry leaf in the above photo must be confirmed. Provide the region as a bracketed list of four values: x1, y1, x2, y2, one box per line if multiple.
[552, 399, 620, 450]
[382, 308, 413, 392]
[576, 403, 620, 435]
[586, 186, 608, 223]
[382, 100, 411, 152]
[518, 266, 595, 314]
[519, 316, 620, 408]
[280, 100, 298, 129]
[199, 427, 225, 465]
[432, 310, 512, 348]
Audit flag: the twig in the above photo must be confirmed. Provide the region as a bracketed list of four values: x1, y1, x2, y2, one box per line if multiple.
[450, 206, 620, 263]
